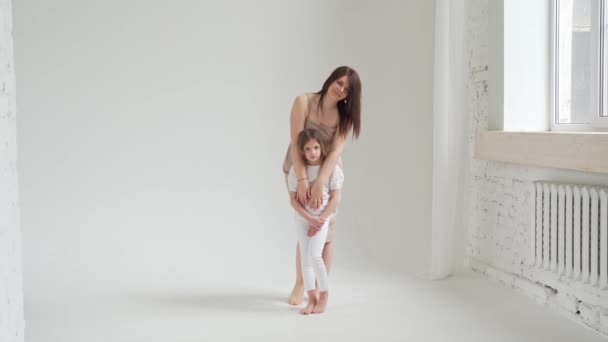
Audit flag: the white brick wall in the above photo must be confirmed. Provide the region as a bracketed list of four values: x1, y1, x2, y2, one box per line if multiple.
[465, 0, 608, 336]
[0, 0, 24, 341]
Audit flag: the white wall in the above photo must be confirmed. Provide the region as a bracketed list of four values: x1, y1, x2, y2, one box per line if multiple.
[0, 0, 25, 341]
[466, 0, 608, 335]
[325, 0, 435, 273]
[14, 0, 435, 309]
[487, 0, 503, 131]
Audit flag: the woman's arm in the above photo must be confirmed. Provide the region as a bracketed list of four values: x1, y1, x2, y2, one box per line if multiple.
[318, 189, 342, 222]
[290, 95, 309, 204]
[290, 192, 323, 226]
[309, 132, 347, 209]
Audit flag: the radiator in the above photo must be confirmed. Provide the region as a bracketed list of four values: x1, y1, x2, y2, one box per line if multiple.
[531, 181, 608, 287]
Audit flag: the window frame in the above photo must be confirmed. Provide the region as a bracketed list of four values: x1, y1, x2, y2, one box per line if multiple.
[598, 0, 608, 126]
[551, 0, 608, 131]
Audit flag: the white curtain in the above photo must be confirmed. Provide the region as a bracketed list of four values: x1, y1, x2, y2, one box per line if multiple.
[429, 0, 466, 280]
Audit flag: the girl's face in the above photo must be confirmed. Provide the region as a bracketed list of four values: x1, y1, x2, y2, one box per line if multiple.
[329, 75, 350, 101]
[302, 139, 322, 165]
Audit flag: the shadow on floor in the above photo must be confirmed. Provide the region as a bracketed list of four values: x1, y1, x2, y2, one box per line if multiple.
[115, 288, 299, 314]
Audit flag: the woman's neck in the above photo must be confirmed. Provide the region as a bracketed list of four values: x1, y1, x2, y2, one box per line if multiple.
[320, 95, 336, 115]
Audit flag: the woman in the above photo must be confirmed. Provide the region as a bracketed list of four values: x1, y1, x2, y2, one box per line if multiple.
[282, 66, 361, 305]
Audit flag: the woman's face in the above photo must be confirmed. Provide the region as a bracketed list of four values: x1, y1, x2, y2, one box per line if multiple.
[328, 76, 350, 101]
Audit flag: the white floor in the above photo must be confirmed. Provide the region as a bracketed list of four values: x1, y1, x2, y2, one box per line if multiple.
[25, 271, 606, 342]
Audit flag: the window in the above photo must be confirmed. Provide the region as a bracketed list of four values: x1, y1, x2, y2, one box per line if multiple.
[553, 0, 608, 130]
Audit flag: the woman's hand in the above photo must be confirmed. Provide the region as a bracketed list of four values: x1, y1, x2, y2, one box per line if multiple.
[309, 181, 324, 209]
[296, 178, 310, 205]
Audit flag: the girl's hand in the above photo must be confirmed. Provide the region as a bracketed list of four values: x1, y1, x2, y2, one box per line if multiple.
[307, 216, 324, 228]
[307, 225, 321, 237]
[296, 178, 310, 205]
[309, 181, 323, 210]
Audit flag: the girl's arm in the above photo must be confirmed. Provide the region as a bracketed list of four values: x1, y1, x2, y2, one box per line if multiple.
[290, 95, 309, 204]
[309, 132, 348, 209]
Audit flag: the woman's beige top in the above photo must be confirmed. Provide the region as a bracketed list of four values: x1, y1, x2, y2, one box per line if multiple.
[282, 94, 343, 174]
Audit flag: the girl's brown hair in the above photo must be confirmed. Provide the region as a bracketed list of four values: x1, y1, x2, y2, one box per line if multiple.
[316, 66, 362, 139]
[297, 128, 329, 160]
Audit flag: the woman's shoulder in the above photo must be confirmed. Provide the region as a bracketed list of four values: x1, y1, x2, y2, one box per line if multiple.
[294, 93, 312, 104]
[291, 94, 310, 115]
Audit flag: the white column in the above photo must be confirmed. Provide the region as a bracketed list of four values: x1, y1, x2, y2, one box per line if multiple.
[430, 0, 466, 279]
[0, 0, 25, 341]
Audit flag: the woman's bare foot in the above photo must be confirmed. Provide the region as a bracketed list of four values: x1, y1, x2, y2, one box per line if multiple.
[299, 290, 317, 315]
[288, 283, 304, 305]
[312, 291, 328, 314]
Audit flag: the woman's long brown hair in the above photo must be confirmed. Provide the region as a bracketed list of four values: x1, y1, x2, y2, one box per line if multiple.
[316, 66, 362, 139]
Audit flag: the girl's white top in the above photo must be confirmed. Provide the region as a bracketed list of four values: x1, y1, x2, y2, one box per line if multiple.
[287, 165, 344, 216]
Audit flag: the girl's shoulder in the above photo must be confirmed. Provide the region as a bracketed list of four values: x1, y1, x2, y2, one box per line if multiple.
[330, 165, 344, 178]
[328, 165, 345, 190]
[286, 166, 298, 191]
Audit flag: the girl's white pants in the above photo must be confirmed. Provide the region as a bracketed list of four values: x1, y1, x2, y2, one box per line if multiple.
[295, 215, 329, 292]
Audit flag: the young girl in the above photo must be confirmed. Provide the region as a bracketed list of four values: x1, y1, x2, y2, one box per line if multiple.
[287, 128, 344, 315]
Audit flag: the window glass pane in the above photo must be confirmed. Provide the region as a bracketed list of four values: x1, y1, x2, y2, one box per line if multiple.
[602, 0, 608, 117]
[557, 0, 594, 124]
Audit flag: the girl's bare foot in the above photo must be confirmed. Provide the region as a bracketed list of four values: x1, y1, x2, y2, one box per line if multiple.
[299, 290, 318, 315]
[299, 298, 317, 315]
[312, 291, 328, 314]
[288, 283, 304, 305]
[300, 290, 317, 315]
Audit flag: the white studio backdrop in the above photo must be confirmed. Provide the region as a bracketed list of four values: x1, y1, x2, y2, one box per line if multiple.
[14, 0, 436, 304]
